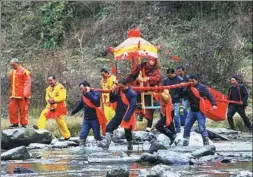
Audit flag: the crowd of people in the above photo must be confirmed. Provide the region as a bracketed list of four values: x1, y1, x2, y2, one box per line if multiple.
[8, 57, 252, 150]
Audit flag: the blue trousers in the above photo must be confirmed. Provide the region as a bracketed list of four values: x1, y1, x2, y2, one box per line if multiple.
[80, 119, 101, 140]
[181, 98, 189, 126]
[183, 111, 208, 138]
[155, 114, 176, 138]
[173, 102, 181, 133]
[106, 114, 132, 141]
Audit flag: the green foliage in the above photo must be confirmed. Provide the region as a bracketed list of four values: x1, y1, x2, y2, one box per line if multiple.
[40, 1, 73, 48]
[95, 5, 117, 20]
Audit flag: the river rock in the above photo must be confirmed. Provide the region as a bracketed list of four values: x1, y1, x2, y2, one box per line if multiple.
[232, 170, 253, 177]
[199, 154, 220, 162]
[209, 128, 240, 139]
[148, 140, 167, 154]
[175, 132, 213, 146]
[50, 140, 79, 148]
[133, 131, 157, 142]
[113, 128, 125, 140]
[1, 146, 31, 160]
[106, 165, 129, 177]
[13, 167, 36, 174]
[191, 145, 216, 157]
[139, 153, 158, 163]
[194, 128, 229, 140]
[157, 150, 190, 165]
[156, 134, 171, 146]
[138, 164, 180, 177]
[27, 143, 48, 150]
[1, 128, 53, 150]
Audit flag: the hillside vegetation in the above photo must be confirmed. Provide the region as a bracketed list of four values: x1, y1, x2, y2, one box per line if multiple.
[1, 1, 252, 116]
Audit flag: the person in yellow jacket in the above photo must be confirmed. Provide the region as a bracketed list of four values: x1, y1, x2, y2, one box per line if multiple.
[100, 68, 117, 122]
[33, 75, 71, 140]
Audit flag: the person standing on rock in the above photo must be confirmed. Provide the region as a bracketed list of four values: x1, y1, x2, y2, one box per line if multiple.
[8, 58, 31, 128]
[33, 75, 71, 140]
[105, 78, 137, 150]
[227, 76, 252, 132]
[70, 81, 107, 145]
[155, 89, 177, 145]
[163, 68, 184, 133]
[100, 68, 117, 122]
[182, 74, 217, 146]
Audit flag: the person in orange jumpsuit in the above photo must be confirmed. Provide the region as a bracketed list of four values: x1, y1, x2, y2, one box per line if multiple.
[9, 58, 31, 128]
[126, 58, 161, 132]
[100, 68, 117, 122]
[33, 75, 71, 140]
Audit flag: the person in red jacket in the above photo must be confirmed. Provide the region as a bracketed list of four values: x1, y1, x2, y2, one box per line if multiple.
[126, 58, 160, 132]
[8, 58, 31, 128]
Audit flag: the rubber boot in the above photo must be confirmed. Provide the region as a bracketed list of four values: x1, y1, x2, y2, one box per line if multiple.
[127, 141, 133, 151]
[79, 138, 86, 146]
[227, 117, 235, 130]
[202, 136, 209, 146]
[105, 132, 112, 150]
[183, 137, 189, 146]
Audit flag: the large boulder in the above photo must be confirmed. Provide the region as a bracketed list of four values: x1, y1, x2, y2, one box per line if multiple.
[1, 146, 31, 160]
[1, 128, 53, 150]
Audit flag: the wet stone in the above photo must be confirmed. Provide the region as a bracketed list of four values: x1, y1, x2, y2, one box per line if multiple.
[191, 145, 216, 158]
[1, 128, 53, 150]
[139, 164, 180, 177]
[157, 150, 190, 165]
[139, 153, 158, 164]
[13, 167, 36, 174]
[1, 146, 31, 160]
[148, 140, 167, 154]
[106, 165, 129, 177]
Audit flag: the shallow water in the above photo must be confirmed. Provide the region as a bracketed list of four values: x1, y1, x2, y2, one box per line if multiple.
[1, 145, 252, 177]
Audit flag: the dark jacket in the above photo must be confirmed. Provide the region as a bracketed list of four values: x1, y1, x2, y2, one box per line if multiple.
[182, 75, 189, 82]
[184, 83, 216, 112]
[163, 75, 184, 103]
[71, 91, 100, 120]
[110, 87, 137, 122]
[228, 84, 248, 106]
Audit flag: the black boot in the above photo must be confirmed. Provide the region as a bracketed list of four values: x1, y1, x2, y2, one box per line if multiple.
[127, 141, 133, 151]
[105, 132, 112, 150]
[183, 137, 189, 146]
[227, 117, 235, 130]
[164, 128, 176, 146]
[169, 134, 176, 146]
[202, 136, 209, 146]
[9, 124, 19, 129]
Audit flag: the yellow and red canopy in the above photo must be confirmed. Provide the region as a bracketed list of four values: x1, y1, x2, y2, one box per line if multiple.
[112, 29, 158, 60]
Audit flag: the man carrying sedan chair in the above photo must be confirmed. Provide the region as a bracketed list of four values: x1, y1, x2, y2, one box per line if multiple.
[182, 74, 217, 146]
[105, 78, 137, 151]
[70, 81, 107, 145]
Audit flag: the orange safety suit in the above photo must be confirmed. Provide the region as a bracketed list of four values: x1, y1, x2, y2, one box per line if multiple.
[9, 65, 31, 126]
